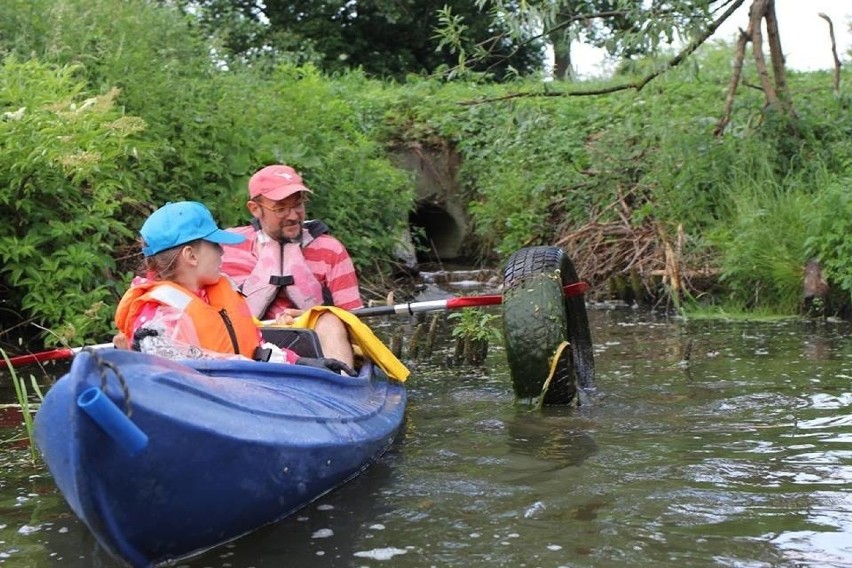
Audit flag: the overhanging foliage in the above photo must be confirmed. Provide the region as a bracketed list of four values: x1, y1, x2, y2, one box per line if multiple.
[0, 0, 850, 353]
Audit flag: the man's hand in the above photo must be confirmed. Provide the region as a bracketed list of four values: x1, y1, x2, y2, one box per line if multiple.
[296, 357, 357, 376]
[274, 308, 305, 326]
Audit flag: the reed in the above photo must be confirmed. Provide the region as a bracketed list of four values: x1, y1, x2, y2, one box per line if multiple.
[1, 349, 43, 461]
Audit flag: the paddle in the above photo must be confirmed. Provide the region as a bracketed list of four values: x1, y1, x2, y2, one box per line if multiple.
[2, 343, 115, 369]
[0, 281, 589, 369]
[351, 281, 589, 317]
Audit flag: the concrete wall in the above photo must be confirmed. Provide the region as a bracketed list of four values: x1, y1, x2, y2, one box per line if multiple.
[391, 145, 470, 261]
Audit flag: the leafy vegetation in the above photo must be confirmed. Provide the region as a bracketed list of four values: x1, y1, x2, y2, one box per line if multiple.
[0, 0, 851, 353]
[449, 308, 501, 366]
[707, 178, 813, 313]
[378, 42, 851, 315]
[449, 308, 502, 344]
[172, 0, 545, 80]
[806, 177, 852, 298]
[0, 0, 412, 348]
[0, 58, 149, 344]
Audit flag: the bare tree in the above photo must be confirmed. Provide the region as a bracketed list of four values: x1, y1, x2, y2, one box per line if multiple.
[716, 0, 796, 135]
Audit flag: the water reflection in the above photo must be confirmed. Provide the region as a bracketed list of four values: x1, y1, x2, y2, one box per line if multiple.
[503, 411, 598, 476]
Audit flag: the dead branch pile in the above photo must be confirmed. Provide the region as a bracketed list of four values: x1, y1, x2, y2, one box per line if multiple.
[554, 197, 718, 306]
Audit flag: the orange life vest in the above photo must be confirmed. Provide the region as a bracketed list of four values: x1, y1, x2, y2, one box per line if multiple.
[114, 278, 260, 356]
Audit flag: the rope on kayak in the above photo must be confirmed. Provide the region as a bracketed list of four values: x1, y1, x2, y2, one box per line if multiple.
[82, 347, 134, 417]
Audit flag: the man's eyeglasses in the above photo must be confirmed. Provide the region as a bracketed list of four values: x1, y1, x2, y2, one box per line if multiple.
[255, 198, 307, 218]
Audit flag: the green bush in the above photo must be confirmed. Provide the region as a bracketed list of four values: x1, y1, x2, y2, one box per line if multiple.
[0, 1, 415, 346]
[0, 57, 149, 344]
[212, 66, 412, 266]
[3, 0, 414, 266]
[706, 178, 813, 313]
[2, 0, 260, 209]
[381, 42, 852, 315]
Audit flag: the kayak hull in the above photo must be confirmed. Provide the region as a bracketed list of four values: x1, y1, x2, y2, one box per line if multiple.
[34, 349, 406, 567]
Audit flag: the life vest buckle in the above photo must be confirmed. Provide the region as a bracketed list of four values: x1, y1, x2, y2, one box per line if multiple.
[269, 275, 295, 287]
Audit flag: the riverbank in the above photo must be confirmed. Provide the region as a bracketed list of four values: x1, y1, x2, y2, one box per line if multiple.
[2, 1, 851, 348]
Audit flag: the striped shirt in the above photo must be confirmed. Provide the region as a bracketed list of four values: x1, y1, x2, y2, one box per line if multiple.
[221, 224, 363, 320]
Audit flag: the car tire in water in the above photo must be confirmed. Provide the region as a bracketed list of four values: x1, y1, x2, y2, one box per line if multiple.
[502, 246, 595, 404]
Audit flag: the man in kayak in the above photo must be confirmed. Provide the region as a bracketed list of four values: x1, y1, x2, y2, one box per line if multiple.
[114, 201, 355, 374]
[220, 164, 361, 367]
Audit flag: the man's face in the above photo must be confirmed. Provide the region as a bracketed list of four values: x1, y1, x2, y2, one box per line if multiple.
[247, 192, 308, 243]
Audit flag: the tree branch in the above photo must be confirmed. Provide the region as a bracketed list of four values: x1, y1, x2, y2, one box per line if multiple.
[460, 0, 747, 105]
[764, 0, 794, 113]
[748, 0, 781, 108]
[715, 26, 751, 135]
[818, 13, 842, 96]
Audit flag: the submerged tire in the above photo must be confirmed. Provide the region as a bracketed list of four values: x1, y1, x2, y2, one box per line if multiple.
[502, 246, 595, 404]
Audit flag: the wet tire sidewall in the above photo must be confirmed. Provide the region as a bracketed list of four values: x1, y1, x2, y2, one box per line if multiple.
[502, 246, 596, 401]
[503, 247, 569, 399]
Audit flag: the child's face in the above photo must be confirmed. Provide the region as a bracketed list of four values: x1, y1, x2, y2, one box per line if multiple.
[194, 240, 225, 286]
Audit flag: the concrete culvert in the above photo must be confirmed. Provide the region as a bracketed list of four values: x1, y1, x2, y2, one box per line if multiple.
[410, 203, 464, 262]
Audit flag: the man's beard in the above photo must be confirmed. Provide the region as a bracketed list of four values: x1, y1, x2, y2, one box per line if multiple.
[271, 221, 303, 244]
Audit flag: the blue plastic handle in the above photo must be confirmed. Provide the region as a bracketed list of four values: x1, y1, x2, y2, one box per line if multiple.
[77, 387, 149, 455]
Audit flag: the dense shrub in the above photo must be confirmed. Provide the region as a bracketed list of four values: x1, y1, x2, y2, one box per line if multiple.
[2, 0, 852, 353]
[0, 58, 150, 344]
[210, 66, 411, 265]
[806, 177, 852, 297]
[380, 44, 852, 314]
[0, 0, 413, 347]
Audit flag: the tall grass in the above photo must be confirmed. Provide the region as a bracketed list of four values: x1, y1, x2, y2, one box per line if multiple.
[805, 175, 852, 296]
[705, 170, 816, 314]
[1, 349, 44, 462]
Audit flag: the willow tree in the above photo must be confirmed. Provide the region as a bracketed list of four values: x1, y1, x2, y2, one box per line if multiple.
[438, 0, 805, 127]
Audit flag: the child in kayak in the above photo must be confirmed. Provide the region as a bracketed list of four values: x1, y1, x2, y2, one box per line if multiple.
[113, 201, 354, 375]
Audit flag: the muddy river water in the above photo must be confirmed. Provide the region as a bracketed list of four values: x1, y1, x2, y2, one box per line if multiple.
[2, 306, 851, 567]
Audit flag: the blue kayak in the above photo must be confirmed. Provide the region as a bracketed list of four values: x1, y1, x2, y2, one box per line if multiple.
[34, 348, 406, 567]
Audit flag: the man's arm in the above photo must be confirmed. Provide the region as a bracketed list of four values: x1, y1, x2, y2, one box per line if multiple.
[305, 236, 363, 310]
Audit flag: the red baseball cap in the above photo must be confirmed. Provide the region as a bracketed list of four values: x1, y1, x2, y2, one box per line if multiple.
[248, 165, 313, 201]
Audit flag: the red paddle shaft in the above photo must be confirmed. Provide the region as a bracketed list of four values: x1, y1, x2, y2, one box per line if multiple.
[1, 343, 114, 369]
[350, 281, 589, 317]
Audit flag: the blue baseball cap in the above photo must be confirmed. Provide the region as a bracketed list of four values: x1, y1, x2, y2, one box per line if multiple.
[140, 201, 245, 257]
